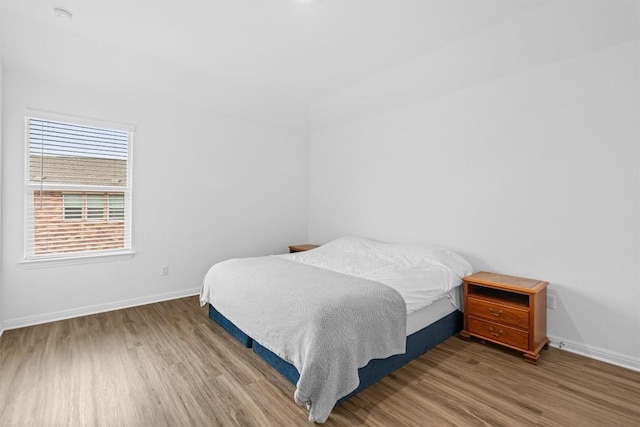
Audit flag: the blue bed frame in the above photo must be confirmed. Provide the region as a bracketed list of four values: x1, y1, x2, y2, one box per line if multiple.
[208, 304, 462, 403]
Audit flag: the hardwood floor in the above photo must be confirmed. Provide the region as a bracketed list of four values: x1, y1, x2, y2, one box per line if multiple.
[1, 296, 639, 426]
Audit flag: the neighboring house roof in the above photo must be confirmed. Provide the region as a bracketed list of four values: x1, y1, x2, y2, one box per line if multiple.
[30, 155, 127, 187]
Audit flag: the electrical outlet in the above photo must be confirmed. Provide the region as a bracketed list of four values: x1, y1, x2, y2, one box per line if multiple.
[161, 265, 169, 276]
[547, 295, 556, 310]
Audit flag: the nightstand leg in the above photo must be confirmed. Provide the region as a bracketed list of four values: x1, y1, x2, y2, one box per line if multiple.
[459, 331, 471, 341]
[524, 352, 539, 364]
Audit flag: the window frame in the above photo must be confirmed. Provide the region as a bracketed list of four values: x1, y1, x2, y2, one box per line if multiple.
[22, 109, 135, 266]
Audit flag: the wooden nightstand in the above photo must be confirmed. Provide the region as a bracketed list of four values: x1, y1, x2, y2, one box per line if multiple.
[460, 271, 549, 364]
[288, 244, 319, 253]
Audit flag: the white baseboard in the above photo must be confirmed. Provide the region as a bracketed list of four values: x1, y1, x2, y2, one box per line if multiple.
[1, 287, 200, 332]
[548, 334, 640, 372]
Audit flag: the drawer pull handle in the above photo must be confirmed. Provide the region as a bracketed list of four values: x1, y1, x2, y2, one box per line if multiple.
[489, 307, 503, 317]
[489, 327, 503, 337]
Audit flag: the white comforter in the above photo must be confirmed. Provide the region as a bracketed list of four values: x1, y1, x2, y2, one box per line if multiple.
[281, 236, 472, 313]
[200, 256, 406, 423]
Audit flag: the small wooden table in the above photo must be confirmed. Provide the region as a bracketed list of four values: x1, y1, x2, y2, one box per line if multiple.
[288, 244, 319, 253]
[459, 271, 549, 364]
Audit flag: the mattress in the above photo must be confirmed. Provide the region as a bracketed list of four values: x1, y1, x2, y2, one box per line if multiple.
[406, 292, 458, 335]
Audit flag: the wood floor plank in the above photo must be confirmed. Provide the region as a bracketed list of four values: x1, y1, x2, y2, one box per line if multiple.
[1, 296, 639, 426]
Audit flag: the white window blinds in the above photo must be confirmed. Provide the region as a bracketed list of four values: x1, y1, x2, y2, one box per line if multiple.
[25, 115, 133, 259]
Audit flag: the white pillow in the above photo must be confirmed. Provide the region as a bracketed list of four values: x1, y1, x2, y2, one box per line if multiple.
[315, 236, 472, 279]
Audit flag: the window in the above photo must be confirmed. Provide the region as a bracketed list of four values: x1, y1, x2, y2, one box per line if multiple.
[86, 194, 105, 220]
[62, 193, 117, 221]
[25, 113, 133, 259]
[63, 194, 82, 220]
[108, 194, 125, 221]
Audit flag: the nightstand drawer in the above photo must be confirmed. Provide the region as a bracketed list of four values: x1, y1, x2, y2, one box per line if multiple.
[467, 296, 529, 329]
[467, 316, 529, 349]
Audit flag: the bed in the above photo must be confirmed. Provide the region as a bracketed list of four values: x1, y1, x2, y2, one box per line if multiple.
[200, 237, 472, 423]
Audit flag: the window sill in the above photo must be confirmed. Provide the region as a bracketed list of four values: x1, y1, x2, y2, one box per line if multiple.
[20, 250, 136, 269]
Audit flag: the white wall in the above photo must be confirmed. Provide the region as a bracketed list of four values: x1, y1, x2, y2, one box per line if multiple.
[0, 56, 4, 335]
[308, 3, 640, 368]
[1, 71, 308, 328]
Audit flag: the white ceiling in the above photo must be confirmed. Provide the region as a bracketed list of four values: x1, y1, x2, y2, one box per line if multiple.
[1, 1, 544, 128]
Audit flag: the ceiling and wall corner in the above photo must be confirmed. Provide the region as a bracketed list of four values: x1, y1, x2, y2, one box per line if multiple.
[0, 0, 542, 130]
[307, 1, 640, 129]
